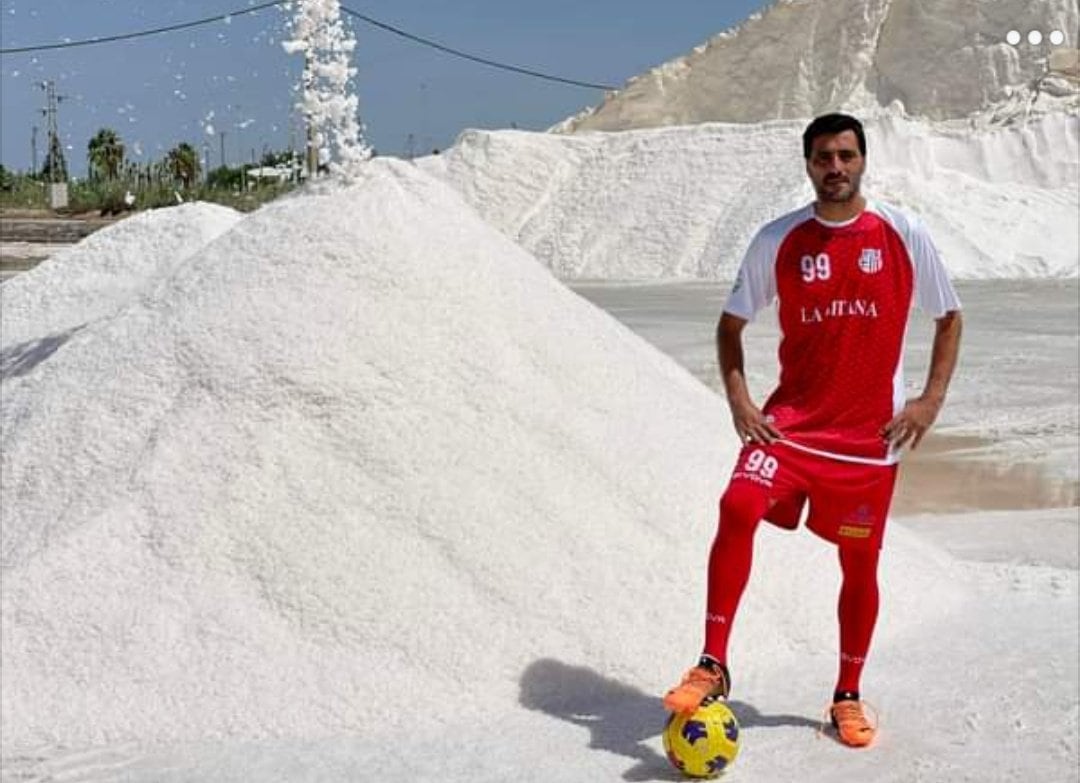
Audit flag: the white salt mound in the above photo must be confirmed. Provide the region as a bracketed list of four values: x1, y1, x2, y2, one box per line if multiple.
[424, 112, 1079, 281]
[1, 160, 737, 751]
[559, 0, 1080, 131]
[1, 202, 242, 349]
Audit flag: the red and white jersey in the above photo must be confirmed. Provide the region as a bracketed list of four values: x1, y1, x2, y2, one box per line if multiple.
[724, 201, 961, 464]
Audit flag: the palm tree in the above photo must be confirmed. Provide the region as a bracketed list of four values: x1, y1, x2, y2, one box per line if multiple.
[87, 128, 125, 181]
[165, 142, 200, 189]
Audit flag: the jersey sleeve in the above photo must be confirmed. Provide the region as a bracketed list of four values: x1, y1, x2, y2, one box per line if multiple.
[724, 227, 778, 320]
[908, 216, 961, 317]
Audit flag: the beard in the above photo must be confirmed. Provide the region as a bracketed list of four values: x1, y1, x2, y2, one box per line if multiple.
[816, 173, 861, 203]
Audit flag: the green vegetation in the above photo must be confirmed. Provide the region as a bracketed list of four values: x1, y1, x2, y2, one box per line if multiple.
[87, 127, 126, 182]
[1, 128, 303, 215]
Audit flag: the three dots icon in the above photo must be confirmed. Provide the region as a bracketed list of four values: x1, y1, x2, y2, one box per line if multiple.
[1006, 29, 1067, 46]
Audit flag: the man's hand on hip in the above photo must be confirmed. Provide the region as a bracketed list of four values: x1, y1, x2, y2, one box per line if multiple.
[881, 395, 943, 450]
[730, 398, 782, 445]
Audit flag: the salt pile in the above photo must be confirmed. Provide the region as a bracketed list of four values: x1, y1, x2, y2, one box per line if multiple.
[1, 202, 242, 348]
[423, 112, 1080, 280]
[559, 0, 1079, 131]
[2, 160, 743, 751]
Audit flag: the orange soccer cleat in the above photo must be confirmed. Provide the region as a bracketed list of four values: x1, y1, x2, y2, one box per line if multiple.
[829, 694, 878, 748]
[663, 656, 731, 714]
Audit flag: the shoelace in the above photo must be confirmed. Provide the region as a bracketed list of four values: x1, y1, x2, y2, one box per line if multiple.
[686, 668, 720, 684]
[683, 667, 727, 696]
[816, 700, 880, 741]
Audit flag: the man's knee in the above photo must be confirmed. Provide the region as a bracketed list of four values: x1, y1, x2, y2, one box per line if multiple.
[718, 482, 768, 535]
[838, 544, 880, 580]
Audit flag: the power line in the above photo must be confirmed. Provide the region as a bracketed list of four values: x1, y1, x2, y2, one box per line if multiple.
[0, 1, 282, 54]
[0, 2, 618, 92]
[340, 6, 618, 91]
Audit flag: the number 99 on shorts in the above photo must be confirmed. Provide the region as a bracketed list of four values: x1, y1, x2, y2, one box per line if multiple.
[737, 448, 780, 484]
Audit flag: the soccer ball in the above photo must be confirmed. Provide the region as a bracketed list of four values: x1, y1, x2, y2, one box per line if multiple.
[662, 696, 741, 778]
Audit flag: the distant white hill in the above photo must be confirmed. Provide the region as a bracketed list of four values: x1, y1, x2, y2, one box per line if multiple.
[557, 0, 1079, 132]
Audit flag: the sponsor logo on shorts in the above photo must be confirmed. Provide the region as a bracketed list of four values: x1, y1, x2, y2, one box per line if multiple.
[845, 504, 874, 525]
[839, 504, 875, 539]
[732, 470, 774, 488]
[706, 613, 728, 625]
[838, 525, 872, 539]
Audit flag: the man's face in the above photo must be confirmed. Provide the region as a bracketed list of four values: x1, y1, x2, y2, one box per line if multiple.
[806, 130, 865, 205]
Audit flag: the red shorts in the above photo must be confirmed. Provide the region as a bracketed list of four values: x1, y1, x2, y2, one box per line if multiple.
[726, 441, 898, 549]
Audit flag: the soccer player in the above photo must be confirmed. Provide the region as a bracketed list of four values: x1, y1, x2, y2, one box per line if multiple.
[662, 113, 963, 747]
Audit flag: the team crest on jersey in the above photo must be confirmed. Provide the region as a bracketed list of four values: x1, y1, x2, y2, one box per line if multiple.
[858, 248, 883, 274]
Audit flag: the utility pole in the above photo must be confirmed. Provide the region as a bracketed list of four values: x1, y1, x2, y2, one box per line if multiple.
[38, 80, 69, 208]
[31, 125, 38, 176]
[219, 130, 227, 168]
[38, 80, 68, 183]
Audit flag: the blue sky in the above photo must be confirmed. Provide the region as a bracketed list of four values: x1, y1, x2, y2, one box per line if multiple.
[0, 0, 770, 175]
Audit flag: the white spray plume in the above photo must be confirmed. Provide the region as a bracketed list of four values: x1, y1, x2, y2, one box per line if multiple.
[283, 0, 372, 176]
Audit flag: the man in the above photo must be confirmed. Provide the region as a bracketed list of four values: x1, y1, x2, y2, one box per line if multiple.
[663, 113, 962, 748]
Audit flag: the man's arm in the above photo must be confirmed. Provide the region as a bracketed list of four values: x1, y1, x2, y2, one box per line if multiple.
[717, 312, 781, 444]
[881, 309, 963, 449]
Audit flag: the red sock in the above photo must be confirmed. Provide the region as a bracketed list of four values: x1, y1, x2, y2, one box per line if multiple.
[702, 485, 768, 664]
[835, 546, 880, 695]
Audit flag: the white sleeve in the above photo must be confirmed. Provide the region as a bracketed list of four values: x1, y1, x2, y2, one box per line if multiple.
[908, 216, 962, 317]
[724, 228, 778, 321]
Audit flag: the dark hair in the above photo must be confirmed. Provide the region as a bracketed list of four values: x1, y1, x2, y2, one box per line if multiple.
[802, 113, 866, 159]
